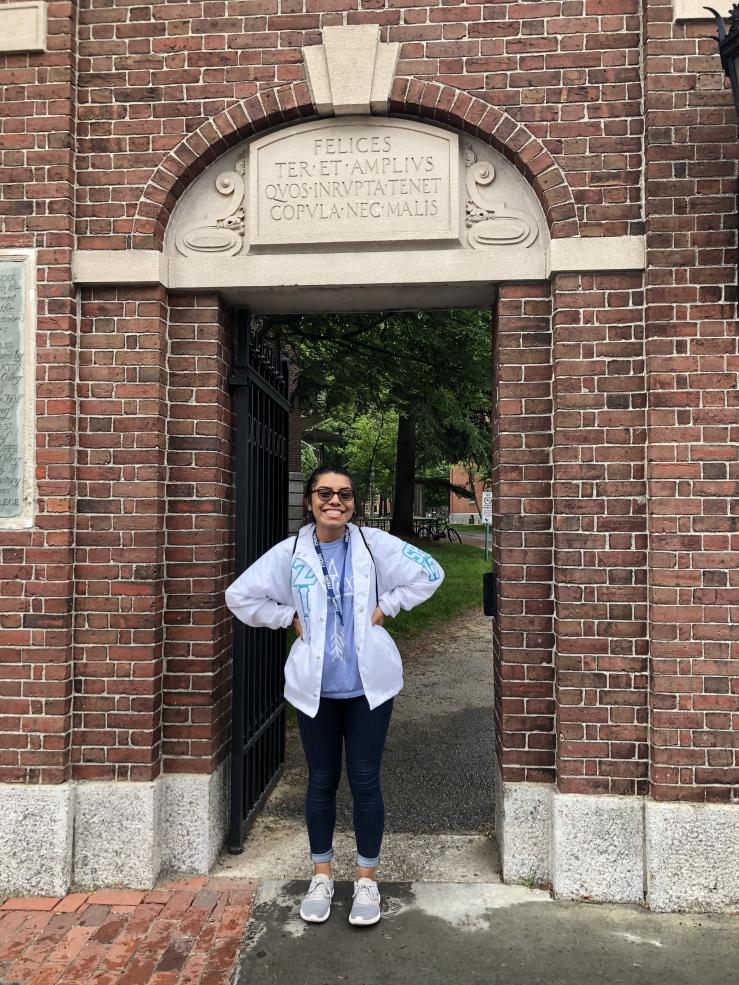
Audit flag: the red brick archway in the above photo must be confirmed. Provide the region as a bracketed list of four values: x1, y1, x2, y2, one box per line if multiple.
[131, 79, 578, 251]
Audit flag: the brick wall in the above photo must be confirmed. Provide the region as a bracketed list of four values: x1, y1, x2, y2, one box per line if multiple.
[492, 283, 555, 784]
[73, 285, 168, 782]
[0, 0, 736, 801]
[552, 272, 649, 795]
[0, 0, 79, 783]
[449, 465, 483, 516]
[644, 1, 739, 803]
[74, 0, 644, 248]
[164, 293, 234, 774]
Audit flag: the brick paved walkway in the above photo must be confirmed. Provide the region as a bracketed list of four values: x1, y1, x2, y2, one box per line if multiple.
[0, 877, 256, 985]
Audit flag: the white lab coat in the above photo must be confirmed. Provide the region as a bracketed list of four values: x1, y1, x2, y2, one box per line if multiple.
[224, 522, 445, 717]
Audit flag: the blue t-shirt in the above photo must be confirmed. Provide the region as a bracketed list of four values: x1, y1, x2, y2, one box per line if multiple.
[318, 536, 364, 699]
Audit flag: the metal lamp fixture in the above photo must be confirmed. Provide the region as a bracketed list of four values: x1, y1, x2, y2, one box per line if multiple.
[707, 5, 739, 121]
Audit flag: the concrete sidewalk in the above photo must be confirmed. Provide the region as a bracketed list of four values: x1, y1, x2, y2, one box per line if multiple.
[237, 880, 739, 985]
[2, 877, 737, 985]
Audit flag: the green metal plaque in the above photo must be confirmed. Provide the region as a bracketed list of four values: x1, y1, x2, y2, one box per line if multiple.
[0, 262, 25, 518]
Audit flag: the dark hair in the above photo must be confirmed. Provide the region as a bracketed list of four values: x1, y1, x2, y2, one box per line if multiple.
[303, 465, 357, 523]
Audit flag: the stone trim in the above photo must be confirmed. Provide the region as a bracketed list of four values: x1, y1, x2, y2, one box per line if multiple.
[552, 794, 645, 904]
[161, 760, 229, 876]
[72, 237, 647, 294]
[0, 248, 36, 531]
[0, 784, 73, 896]
[303, 25, 400, 116]
[131, 88, 577, 250]
[72, 248, 167, 287]
[494, 761, 553, 886]
[673, 0, 718, 19]
[0, 765, 229, 894]
[645, 801, 739, 912]
[74, 780, 164, 889]
[496, 774, 739, 911]
[547, 235, 646, 275]
[0, 1, 47, 54]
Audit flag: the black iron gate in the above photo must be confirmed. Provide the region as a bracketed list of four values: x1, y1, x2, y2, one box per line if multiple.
[228, 313, 290, 853]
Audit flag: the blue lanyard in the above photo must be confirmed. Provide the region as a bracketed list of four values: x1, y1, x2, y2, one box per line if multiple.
[312, 527, 349, 627]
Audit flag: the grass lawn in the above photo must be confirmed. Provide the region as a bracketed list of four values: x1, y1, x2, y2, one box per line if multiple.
[388, 539, 487, 641]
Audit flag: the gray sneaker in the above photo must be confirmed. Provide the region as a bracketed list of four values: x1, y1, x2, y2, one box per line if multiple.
[349, 877, 381, 926]
[299, 874, 334, 923]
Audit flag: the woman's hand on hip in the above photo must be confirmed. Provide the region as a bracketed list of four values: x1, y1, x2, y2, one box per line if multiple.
[371, 606, 385, 627]
[291, 613, 304, 640]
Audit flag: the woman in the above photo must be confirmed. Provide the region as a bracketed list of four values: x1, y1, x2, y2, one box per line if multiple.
[225, 466, 444, 926]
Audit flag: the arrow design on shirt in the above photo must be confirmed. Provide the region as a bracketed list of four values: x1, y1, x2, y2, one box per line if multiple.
[327, 555, 353, 663]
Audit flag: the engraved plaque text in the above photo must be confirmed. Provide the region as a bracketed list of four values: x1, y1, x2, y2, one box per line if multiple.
[249, 118, 460, 247]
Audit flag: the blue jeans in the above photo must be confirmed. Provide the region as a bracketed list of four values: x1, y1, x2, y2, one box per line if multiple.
[296, 695, 394, 868]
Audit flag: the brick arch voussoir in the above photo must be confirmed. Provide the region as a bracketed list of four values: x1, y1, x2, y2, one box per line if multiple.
[131, 82, 315, 250]
[133, 78, 578, 250]
[389, 78, 579, 239]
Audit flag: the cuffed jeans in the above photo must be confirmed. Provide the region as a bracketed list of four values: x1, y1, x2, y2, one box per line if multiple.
[296, 695, 393, 868]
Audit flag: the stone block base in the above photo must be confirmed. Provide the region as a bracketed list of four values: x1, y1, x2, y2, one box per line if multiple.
[0, 784, 74, 896]
[552, 793, 644, 904]
[495, 764, 739, 912]
[494, 765, 551, 886]
[0, 760, 228, 895]
[645, 800, 739, 912]
[162, 759, 229, 875]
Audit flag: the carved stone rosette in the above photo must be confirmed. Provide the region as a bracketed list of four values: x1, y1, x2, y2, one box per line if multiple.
[175, 158, 247, 257]
[464, 144, 539, 250]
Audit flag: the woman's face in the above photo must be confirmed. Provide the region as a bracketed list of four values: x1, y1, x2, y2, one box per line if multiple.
[308, 472, 355, 536]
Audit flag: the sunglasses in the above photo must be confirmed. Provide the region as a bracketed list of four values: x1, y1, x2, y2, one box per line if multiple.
[312, 486, 354, 503]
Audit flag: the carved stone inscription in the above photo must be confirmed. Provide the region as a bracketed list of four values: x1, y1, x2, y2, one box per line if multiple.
[0, 262, 24, 518]
[249, 118, 460, 247]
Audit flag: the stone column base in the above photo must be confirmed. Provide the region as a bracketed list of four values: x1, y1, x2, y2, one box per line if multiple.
[0, 784, 74, 897]
[0, 759, 229, 895]
[495, 762, 739, 912]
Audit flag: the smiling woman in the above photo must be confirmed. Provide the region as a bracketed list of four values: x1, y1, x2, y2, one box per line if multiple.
[224, 462, 445, 927]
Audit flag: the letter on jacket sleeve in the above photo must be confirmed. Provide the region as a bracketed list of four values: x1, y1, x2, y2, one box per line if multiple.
[374, 531, 445, 618]
[224, 540, 295, 630]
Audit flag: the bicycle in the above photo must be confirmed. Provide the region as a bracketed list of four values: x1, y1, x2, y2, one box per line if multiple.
[418, 519, 462, 543]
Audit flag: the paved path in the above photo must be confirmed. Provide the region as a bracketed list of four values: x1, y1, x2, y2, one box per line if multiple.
[0, 877, 256, 985]
[216, 608, 499, 882]
[237, 881, 739, 985]
[3, 606, 739, 985]
[455, 527, 488, 549]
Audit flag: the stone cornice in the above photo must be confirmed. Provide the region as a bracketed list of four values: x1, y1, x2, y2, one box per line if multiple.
[72, 236, 646, 293]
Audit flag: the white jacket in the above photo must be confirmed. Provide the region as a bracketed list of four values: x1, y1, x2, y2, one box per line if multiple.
[224, 522, 445, 717]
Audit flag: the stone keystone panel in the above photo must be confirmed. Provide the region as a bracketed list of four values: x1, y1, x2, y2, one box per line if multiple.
[303, 25, 401, 116]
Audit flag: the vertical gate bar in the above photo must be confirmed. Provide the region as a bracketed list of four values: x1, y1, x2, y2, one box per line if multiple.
[258, 394, 265, 729]
[229, 313, 289, 849]
[279, 368, 288, 763]
[268, 386, 276, 729]
[228, 314, 249, 853]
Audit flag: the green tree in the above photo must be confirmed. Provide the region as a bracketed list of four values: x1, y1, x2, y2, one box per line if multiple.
[265, 308, 491, 537]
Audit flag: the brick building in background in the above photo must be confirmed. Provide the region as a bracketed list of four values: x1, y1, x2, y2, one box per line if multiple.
[0, 0, 737, 911]
[448, 464, 484, 523]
